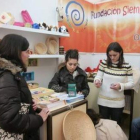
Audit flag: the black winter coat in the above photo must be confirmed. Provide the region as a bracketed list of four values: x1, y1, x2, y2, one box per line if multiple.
[48, 66, 90, 97]
[0, 58, 43, 140]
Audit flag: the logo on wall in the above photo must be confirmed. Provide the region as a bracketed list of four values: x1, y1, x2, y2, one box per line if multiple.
[65, 1, 88, 33]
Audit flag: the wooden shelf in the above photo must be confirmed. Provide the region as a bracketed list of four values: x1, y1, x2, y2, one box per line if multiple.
[0, 24, 70, 37]
[29, 54, 64, 59]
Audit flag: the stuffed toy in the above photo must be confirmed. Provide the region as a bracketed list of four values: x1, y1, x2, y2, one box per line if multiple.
[39, 22, 49, 30]
[42, 23, 49, 30]
[59, 26, 68, 33]
[51, 26, 58, 32]
[38, 22, 44, 29]
[56, 6, 64, 21]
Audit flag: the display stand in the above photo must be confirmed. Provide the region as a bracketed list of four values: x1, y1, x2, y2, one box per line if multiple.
[40, 99, 87, 140]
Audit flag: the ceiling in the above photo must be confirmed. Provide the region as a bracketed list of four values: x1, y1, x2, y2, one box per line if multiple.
[85, 0, 113, 4]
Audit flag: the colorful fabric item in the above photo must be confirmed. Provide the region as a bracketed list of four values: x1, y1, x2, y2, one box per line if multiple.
[0, 103, 30, 140]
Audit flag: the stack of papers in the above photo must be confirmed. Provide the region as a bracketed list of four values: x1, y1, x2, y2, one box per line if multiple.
[66, 94, 84, 103]
[51, 92, 84, 103]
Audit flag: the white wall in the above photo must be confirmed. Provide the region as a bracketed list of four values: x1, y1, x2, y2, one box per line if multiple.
[0, 0, 57, 25]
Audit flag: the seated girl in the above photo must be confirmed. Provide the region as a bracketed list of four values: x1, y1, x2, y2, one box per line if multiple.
[48, 49, 89, 97]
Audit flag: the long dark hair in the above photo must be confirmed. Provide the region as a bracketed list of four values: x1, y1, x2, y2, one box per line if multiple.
[57, 49, 79, 70]
[65, 49, 79, 62]
[106, 42, 124, 68]
[87, 109, 101, 125]
[0, 34, 29, 72]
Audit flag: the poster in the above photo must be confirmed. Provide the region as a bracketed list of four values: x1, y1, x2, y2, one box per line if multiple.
[59, 0, 140, 53]
[93, 0, 140, 53]
[58, 0, 94, 52]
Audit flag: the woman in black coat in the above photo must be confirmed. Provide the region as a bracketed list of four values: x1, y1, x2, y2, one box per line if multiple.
[0, 34, 49, 140]
[48, 49, 89, 97]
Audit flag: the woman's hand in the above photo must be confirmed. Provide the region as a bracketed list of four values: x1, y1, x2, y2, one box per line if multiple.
[77, 91, 83, 95]
[94, 80, 101, 88]
[110, 83, 121, 90]
[32, 100, 38, 111]
[38, 108, 50, 122]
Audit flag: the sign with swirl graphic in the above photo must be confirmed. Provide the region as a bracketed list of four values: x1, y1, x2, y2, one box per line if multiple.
[59, 0, 94, 52]
[65, 1, 88, 33]
[59, 0, 140, 53]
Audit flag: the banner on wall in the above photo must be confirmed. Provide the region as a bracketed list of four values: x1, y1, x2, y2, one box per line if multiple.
[59, 0, 140, 53]
[58, 0, 94, 52]
[93, 0, 140, 53]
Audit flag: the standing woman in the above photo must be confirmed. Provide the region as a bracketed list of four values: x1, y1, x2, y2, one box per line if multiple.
[48, 49, 89, 97]
[94, 42, 134, 124]
[0, 34, 49, 140]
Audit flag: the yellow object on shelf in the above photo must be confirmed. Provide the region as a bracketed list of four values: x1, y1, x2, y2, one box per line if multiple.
[28, 83, 39, 89]
[34, 43, 47, 54]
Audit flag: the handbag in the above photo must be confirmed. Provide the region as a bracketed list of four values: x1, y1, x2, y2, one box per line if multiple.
[0, 103, 30, 140]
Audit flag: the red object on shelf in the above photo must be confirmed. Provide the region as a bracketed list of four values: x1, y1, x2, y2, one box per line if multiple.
[85, 60, 102, 73]
[85, 67, 93, 72]
[92, 68, 98, 72]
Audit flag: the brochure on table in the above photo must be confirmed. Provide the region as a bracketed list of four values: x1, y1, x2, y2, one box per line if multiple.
[51, 92, 84, 103]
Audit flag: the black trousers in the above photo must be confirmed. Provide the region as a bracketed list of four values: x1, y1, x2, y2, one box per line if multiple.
[99, 105, 124, 125]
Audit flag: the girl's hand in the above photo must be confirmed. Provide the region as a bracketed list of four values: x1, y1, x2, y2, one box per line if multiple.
[94, 80, 101, 88]
[110, 83, 121, 90]
[77, 91, 82, 95]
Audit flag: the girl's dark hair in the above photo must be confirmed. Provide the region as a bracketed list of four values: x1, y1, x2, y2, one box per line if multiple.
[106, 42, 124, 68]
[87, 109, 101, 125]
[65, 49, 79, 62]
[0, 34, 29, 72]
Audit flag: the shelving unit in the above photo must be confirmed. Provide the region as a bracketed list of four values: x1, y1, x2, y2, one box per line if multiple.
[0, 24, 70, 37]
[0, 23, 69, 87]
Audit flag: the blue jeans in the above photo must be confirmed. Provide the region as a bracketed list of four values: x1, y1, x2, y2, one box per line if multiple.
[131, 118, 140, 140]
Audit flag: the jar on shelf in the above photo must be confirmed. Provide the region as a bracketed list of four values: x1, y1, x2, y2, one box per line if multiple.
[59, 46, 64, 54]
